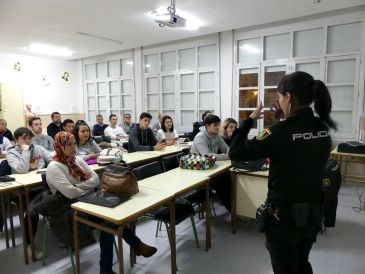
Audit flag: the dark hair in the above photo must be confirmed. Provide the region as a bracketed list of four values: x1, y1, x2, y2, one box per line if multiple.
[62, 119, 74, 127]
[278, 71, 336, 130]
[73, 120, 91, 144]
[202, 111, 212, 121]
[123, 113, 131, 118]
[51, 112, 60, 119]
[28, 117, 41, 127]
[109, 114, 117, 121]
[204, 115, 221, 126]
[139, 112, 152, 120]
[161, 115, 174, 132]
[14, 127, 34, 139]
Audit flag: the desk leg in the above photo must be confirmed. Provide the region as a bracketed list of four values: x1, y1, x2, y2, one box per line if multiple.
[8, 196, 15, 247]
[170, 199, 176, 274]
[25, 189, 35, 262]
[117, 226, 124, 274]
[17, 192, 28, 265]
[205, 184, 211, 251]
[73, 211, 80, 274]
[1, 193, 9, 248]
[230, 172, 237, 234]
[129, 222, 136, 266]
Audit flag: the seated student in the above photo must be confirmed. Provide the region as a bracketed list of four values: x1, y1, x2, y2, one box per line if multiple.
[47, 132, 157, 273]
[7, 127, 52, 174]
[120, 113, 134, 134]
[157, 115, 179, 146]
[191, 115, 229, 160]
[29, 117, 54, 151]
[7, 127, 52, 259]
[62, 119, 74, 134]
[0, 135, 12, 155]
[152, 113, 163, 133]
[128, 112, 165, 153]
[192, 111, 212, 140]
[219, 118, 238, 147]
[92, 114, 108, 136]
[73, 120, 102, 161]
[47, 112, 63, 139]
[190, 115, 231, 212]
[0, 119, 15, 144]
[104, 114, 126, 141]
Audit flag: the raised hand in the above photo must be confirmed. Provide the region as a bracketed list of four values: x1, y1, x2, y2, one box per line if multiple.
[249, 102, 264, 121]
[270, 99, 284, 120]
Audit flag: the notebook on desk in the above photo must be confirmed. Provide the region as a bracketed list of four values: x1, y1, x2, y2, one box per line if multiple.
[77, 190, 130, 208]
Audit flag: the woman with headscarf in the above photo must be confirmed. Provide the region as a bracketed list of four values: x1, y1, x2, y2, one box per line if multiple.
[46, 132, 157, 274]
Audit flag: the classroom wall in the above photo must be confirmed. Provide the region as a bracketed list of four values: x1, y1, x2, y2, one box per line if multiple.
[0, 52, 83, 117]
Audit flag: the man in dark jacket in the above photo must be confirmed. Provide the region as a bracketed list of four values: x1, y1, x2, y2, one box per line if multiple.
[128, 112, 165, 153]
[0, 119, 15, 144]
[47, 112, 63, 139]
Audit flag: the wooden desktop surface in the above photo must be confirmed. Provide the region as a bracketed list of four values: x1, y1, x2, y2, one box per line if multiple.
[71, 187, 173, 224]
[138, 170, 210, 196]
[0, 181, 23, 192]
[11, 170, 44, 187]
[331, 148, 365, 158]
[166, 160, 232, 178]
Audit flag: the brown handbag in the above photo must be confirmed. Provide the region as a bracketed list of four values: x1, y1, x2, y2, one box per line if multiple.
[101, 161, 139, 196]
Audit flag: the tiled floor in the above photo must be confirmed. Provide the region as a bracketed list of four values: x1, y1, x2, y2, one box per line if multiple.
[1, 184, 365, 274]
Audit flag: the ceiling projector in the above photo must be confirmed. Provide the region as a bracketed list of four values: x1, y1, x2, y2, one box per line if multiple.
[153, 0, 186, 28]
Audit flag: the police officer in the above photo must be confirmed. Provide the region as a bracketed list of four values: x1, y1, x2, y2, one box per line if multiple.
[229, 71, 336, 274]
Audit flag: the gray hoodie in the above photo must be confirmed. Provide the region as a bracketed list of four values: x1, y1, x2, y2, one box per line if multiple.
[6, 144, 53, 174]
[190, 128, 230, 161]
[32, 134, 54, 151]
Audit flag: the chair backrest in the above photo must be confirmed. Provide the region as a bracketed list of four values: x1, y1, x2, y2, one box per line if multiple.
[41, 173, 51, 191]
[0, 160, 11, 176]
[176, 152, 185, 160]
[161, 155, 179, 172]
[132, 161, 163, 181]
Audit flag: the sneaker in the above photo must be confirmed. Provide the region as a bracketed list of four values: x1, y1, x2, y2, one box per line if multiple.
[27, 245, 43, 260]
[133, 242, 157, 258]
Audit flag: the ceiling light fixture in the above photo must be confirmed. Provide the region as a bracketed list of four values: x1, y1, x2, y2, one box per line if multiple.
[76, 32, 123, 45]
[25, 44, 73, 57]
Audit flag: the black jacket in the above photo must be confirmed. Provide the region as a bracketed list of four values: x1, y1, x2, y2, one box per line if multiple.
[2, 129, 15, 142]
[229, 108, 331, 207]
[128, 123, 157, 153]
[47, 122, 63, 139]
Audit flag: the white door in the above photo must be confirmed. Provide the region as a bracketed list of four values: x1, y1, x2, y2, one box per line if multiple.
[0, 83, 25, 130]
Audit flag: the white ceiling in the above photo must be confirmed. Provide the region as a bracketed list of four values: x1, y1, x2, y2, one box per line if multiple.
[0, 0, 364, 60]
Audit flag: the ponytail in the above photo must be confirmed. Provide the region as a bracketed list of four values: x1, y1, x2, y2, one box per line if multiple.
[313, 80, 337, 130]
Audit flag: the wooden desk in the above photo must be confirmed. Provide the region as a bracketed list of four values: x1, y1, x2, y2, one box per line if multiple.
[141, 144, 186, 157]
[0, 181, 23, 251]
[138, 171, 211, 251]
[165, 160, 232, 178]
[331, 148, 365, 183]
[12, 171, 44, 263]
[148, 161, 232, 250]
[71, 187, 174, 274]
[230, 168, 269, 233]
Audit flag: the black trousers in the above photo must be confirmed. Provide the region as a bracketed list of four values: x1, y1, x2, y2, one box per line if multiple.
[265, 230, 315, 274]
[210, 172, 231, 212]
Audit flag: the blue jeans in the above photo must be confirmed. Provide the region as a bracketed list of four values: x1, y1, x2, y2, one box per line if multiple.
[89, 216, 141, 273]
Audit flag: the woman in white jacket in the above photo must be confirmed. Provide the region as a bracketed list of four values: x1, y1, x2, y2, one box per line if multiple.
[46, 132, 157, 274]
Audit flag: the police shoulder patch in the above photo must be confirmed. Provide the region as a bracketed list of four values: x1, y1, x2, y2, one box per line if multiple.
[256, 128, 272, 141]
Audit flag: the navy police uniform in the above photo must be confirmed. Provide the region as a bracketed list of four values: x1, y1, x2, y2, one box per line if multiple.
[229, 107, 331, 274]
